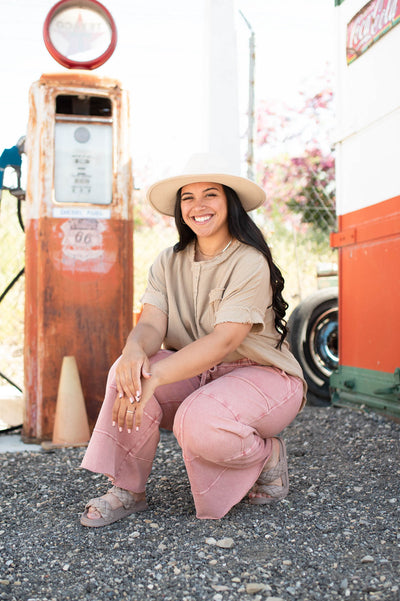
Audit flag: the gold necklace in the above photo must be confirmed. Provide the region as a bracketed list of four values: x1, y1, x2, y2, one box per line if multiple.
[196, 238, 233, 258]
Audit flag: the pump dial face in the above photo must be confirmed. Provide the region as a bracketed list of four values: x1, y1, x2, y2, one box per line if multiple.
[43, 0, 117, 69]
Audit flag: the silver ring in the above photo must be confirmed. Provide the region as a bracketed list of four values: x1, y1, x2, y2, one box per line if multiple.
[126, 410, 134, 414]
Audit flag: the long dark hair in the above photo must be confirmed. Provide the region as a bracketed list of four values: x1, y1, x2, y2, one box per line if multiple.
[173, 184, 288, 348]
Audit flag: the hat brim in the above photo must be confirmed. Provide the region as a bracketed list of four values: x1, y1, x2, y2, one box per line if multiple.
[146, 173, 266, 217]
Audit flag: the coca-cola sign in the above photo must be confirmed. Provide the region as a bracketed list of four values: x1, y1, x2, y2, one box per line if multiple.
[347, 0, 400, 64]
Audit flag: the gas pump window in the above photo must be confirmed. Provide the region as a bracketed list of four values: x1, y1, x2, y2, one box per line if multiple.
[54, 95, 112, 205]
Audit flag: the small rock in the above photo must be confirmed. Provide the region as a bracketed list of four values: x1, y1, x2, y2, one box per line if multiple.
[216, 537, 235, 549]
[266, 598, 286, 601]
[282, 559, 292, 565]
[213, 595, 223, 601]
[361, 555, 374, 563]
[173, 567, 181, 575]
[212, 585, 230, 592]
[62, 564, 69, 571]
[232, 577, 241, 583]
[205, 537, 217, 546]
[246, 583, 266, 594]
[209, 559, 218, 565]
[388, 498, 397, 504]
[354, 486, 363, 492]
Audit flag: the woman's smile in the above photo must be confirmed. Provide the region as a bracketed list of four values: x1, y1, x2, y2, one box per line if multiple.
[192, 213, 213, 224]
[180, 182, 229, 245]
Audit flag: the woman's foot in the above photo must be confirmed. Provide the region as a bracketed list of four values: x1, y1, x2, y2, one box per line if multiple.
[86, 489, 146, 519]
[248, 437, 289, 504]
[80, 486, 148, 527]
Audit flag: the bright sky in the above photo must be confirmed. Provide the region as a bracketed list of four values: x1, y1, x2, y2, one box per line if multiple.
[1, 0, 335, 184]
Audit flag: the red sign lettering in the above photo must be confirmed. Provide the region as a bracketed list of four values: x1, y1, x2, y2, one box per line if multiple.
[347, 0, 400, 64]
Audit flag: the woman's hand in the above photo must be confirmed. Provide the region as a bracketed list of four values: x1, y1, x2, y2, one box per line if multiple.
[112, 345, 152, 432]
[111, 304, 167, 432]
[115, 304, 167, 403]
[115, 344, 152, 403]
[112, 373, 159, 432]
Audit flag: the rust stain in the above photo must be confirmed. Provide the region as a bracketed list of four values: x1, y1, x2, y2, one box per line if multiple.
[39, 71, 122, 91]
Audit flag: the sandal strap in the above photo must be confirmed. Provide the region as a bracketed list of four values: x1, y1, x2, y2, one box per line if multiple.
[254, 483, 285, 497]
[109, 486, 136, 509]
[257, 438, 287, 485]
[85, 496, 113, 520]
[85, 486, 135, 518]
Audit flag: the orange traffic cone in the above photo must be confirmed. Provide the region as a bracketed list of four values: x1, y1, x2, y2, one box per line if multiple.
[49, 356, 90, 447]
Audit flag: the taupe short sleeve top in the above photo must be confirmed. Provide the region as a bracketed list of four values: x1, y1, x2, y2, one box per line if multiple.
[141, 239, 306, 401]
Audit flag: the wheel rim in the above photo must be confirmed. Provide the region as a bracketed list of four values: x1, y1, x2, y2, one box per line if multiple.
[309, 307, 338, 377]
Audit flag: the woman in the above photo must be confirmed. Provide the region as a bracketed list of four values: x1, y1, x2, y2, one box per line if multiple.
[80, 154, 307, 526]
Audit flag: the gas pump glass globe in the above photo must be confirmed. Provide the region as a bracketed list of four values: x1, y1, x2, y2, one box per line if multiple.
[44, 0, 117, 69]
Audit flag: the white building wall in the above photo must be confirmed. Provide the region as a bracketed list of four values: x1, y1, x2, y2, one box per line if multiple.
[335, 0, 400, 215]
[204, 0, 241, 173]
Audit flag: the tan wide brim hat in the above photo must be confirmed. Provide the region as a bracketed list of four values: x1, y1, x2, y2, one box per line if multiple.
[146, 153, 266, 217]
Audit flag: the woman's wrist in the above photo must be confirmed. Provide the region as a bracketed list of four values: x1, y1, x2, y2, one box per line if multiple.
[122, 337, 144, 357]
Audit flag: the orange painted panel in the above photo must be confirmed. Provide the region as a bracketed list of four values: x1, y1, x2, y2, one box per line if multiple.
[335, 196, 400, 373]
[23, 217, 133, 441]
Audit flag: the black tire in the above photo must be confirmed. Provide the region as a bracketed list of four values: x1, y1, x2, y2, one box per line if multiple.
[288, 288, 338, 406]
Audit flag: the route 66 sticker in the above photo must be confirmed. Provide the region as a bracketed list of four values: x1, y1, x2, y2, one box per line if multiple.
[61, 218, 105, 261]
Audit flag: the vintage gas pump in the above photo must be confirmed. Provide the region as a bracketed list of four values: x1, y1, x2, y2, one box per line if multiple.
[23, 0, 133, 441]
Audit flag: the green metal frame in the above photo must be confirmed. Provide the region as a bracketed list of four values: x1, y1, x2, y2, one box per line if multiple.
[331, 366, 400, 419]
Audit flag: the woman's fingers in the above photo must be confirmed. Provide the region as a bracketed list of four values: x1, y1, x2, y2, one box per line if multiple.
[112, 374, 155, 432]
[125, 406, 136, 433]
[134, 403, 144, 430]
[116, 358, 146, 401]
[112, 393, 140, 433]
[116, 397, 136, 433]
[112, 394, 122, 426]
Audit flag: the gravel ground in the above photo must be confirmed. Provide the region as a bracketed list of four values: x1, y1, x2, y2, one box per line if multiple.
[0, 405, 399, 601]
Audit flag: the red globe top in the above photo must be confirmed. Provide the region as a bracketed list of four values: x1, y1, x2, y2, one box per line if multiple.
[43, 0, 117, 70]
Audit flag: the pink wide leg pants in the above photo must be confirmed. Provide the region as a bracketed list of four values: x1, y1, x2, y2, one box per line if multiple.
[81, 350, 303, 519]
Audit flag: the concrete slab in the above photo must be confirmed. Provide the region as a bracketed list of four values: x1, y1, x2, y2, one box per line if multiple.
[0, 433, 42, 454]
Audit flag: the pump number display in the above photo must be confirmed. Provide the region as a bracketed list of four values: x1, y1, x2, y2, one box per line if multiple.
[54, 122, 112, 204]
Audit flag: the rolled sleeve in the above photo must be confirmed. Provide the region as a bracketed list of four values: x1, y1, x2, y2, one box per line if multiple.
[140, 252, 169, 315]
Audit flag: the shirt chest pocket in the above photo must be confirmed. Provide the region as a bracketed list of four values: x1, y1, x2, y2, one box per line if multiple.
[207, 287, 225, 328]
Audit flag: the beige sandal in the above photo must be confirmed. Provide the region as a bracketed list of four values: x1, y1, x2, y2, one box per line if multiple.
[249, 437, 289, 505]
[80, 486, 148, 527]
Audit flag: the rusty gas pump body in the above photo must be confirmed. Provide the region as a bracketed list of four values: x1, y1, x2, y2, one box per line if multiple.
[23, 70, 133, 441]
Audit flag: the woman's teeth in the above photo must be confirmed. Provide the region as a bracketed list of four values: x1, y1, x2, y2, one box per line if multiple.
[193, 215, 212, 223]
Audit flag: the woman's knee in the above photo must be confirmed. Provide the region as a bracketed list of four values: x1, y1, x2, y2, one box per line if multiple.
[173, 393, 250, 464]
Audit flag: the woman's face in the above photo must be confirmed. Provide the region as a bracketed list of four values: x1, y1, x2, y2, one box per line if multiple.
[180, 182, 229, 241]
